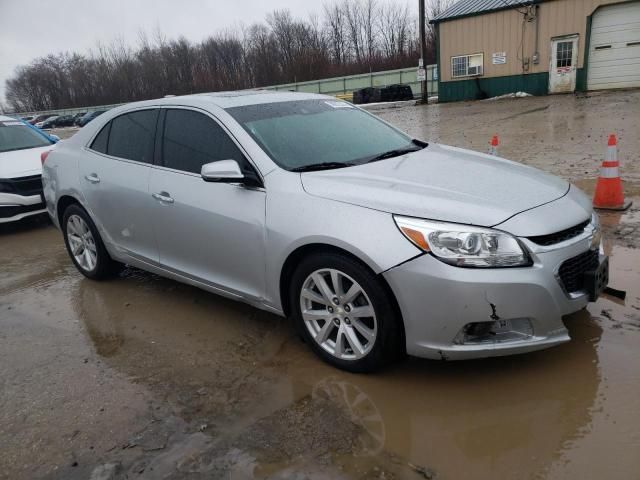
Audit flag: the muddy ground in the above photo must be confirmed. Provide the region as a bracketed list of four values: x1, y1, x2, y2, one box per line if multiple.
[2, 90, 640, 480]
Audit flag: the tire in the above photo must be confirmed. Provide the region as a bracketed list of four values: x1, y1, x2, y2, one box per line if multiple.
[62, 204, 122, 280]
[290, 252, 403, 373]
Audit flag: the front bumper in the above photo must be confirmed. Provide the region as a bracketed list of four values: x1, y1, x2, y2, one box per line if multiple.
[0, 192, 46, 224]
[384, 236, 602, 360]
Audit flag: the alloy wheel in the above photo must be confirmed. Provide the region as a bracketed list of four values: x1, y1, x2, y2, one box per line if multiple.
[66, 214, 98, 272]
[300, 268, 378, 361]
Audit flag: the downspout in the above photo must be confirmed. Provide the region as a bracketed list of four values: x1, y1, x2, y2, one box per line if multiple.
[532, 4, 540, 65]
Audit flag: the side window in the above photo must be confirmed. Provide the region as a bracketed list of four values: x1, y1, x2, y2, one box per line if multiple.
[162, 109, 246, 174]
[107, 109, 158, 163]
[90, 122, 110, 154]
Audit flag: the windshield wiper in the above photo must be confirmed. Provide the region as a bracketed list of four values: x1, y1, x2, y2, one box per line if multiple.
[290, 162, 355, 172]
[364, 139, 428, 164]
[365, 147, 421, 163]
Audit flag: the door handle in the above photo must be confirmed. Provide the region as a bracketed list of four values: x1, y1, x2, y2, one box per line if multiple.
[84, 173, 100, 184]
[152, 192, 174, 204]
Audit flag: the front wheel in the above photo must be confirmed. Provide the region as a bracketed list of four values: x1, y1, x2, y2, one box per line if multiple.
[290, 253, 402, 373]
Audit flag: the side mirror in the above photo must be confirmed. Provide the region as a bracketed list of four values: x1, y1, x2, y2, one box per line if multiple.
[201, 160, 245, 183]
[50, 134, 60, 143]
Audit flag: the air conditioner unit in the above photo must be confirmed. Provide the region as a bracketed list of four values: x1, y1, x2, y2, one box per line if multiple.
[468, 65, 483, 76]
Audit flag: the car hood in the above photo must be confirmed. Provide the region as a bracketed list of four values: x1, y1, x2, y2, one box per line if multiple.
[301, 143, 569, 227]
[0, 145, 51, 178]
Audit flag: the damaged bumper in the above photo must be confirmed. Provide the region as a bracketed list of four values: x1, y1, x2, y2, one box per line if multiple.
[384, 236, 603, 360]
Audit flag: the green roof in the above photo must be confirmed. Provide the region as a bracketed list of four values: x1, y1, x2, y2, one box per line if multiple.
[431, 0, 536, 23]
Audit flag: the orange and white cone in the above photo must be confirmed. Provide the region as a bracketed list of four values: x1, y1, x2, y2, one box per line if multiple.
[593, 134, 632, 210]
[488, 135, 499, 156]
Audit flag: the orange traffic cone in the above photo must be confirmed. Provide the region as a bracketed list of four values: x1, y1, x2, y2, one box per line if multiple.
[593, 134, 632, 210]
[488, 135, 499, 156]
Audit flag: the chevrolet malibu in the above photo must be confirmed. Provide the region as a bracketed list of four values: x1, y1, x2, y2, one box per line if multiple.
[42, 92, 608, 372]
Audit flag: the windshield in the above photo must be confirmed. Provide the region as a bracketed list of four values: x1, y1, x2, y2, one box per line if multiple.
[0, 121, 53, 153]
[226, 99, 414, 171]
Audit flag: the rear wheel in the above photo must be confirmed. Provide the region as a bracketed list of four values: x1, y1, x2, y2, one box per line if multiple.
[290, 252, 402, 372]
[62, 204, 121, 279]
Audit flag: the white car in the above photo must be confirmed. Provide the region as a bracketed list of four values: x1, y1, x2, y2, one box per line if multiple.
[0, 115, 56, 223]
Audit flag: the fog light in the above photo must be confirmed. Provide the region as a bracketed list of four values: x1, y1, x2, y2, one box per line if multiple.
[454, 318, 534, 345]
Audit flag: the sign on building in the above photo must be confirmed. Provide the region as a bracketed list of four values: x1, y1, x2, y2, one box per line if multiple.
[492, 52, 507, 65]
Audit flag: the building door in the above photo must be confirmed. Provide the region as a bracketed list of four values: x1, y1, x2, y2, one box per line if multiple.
[549, 36, 579, 93]
[587, 2, 640, 91]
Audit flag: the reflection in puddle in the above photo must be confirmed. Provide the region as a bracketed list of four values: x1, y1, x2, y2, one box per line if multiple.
[313, 377, 386, 457]
[72, 264, 612, 479]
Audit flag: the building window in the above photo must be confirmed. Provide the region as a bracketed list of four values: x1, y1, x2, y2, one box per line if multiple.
[556, 41, 573, 68]
[451, 53, 484, 78]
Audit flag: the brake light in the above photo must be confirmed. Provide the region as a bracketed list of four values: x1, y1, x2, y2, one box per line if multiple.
[41, 150, 51, 165]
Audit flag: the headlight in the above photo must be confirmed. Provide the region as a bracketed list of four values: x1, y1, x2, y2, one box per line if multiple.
[394, 216, 531, 268]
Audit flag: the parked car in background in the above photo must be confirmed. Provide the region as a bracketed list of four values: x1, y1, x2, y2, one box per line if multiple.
[77, 110, 107, 127]
[21, 115, 37, 123]
[72, 112, 87, 125]
[36, 115, 59, 129]
[0, 115, 57, 223]
[42, 92, 608, 372]
[50, 115, 76, 128]
[29, 114, 54, 125]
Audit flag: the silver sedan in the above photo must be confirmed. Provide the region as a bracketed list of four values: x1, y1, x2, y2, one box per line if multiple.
[42, 92, 608, 372]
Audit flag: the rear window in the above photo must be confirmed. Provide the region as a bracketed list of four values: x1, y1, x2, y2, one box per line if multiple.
[106, 110, 158, 163]
[0, 121, 52, 153]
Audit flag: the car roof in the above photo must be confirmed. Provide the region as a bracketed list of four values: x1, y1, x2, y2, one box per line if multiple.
[108, 90, 330, 112]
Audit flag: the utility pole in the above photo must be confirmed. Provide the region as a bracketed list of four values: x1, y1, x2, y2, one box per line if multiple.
[419, 0, 428, 103]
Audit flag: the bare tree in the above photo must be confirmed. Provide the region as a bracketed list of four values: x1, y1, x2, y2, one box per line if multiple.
[378, 2, 412, 59]
[425, 0, 454, 63]
[5, 0, 425, 112]
[324, 2, 349, 65]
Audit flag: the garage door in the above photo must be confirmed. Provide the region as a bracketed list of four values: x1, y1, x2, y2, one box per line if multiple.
[587, 2, 640, 90]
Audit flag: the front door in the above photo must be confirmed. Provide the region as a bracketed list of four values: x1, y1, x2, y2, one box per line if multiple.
[549, 36, 579, 93]
[150, 108, 266, 300]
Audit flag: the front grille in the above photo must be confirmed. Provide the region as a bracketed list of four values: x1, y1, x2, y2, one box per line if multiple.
[558, 249, 599, 293]
[0, 202, 46, 219]
[11, 175, 43, 196]
[528, 219, 590, 246]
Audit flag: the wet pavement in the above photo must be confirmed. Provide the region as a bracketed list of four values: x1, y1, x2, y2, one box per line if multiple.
[374, 89, 640, 199]
[2, 91, 640, 479]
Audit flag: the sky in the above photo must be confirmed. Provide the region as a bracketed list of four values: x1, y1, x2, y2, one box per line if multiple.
[0, 0, 319, 103]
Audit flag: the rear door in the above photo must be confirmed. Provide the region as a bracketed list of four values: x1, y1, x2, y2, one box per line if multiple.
[149, 107, 266, 300]
[80, 109, 159, 264]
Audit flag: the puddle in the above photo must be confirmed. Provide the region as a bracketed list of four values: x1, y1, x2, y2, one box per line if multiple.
[2, 92, 640, 478]
[2, 218, 639, 479]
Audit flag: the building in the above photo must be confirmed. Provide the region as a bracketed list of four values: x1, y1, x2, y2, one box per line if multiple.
[431, 0, 640, 102]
